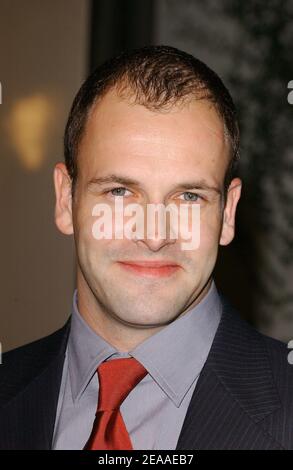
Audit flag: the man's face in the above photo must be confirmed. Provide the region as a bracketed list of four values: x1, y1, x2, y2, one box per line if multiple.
[55, 89, 241, 328]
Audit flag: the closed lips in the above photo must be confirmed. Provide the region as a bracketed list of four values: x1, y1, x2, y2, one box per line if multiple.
[119, 261, 179, 267]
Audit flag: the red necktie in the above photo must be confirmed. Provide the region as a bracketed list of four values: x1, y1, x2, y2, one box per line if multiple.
[84, 357, 147, 450]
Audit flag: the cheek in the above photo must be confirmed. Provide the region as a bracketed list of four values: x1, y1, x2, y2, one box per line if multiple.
[73, 200, 102, 260]
[74, 211, 92, 248]
[198, 208, 222, 251]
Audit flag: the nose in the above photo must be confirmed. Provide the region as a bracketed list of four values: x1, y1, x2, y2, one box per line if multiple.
[131, 205, 177, 252]
[134, 235, 176, 252]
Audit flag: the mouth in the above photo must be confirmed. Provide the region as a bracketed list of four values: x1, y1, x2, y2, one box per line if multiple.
[117, 260, 181, 278]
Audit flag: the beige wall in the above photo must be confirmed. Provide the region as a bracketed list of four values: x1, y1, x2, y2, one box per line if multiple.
[0, 0, 90, 352]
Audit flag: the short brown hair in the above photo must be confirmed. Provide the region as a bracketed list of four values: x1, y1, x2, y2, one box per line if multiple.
[64, 45, 240, 196]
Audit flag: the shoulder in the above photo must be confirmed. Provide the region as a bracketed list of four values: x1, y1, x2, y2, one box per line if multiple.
[260, 331, 293, 391]
[237, 307, 293, 382]
[2, 319, 70, 365]
[0, 319, 71, 405]
[219, 292, 291, 368]
[219, 293, 293, 410]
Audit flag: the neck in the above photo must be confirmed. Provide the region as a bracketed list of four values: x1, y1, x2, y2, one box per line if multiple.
[75, 269, 212, 352]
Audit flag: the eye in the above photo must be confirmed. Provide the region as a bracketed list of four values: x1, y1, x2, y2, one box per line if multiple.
[106, 187, 132, 197]
[179, 192, 202, 202]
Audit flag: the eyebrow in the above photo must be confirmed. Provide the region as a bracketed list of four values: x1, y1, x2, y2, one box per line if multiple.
[87, 174, 223, 195]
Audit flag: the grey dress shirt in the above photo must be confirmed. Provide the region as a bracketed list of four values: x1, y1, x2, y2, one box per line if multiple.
[52, 279, 222, 450]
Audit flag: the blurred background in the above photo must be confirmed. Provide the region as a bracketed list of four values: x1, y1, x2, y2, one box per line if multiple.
[1, 0, 293, 351]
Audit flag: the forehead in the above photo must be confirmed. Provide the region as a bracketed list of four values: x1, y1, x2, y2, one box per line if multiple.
[78, 89, 230, 185]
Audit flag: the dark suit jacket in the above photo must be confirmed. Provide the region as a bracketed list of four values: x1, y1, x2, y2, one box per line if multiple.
[1, 295, 293, 450]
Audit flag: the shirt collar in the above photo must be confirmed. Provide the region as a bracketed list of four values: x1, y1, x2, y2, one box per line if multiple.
[68, 296, 126, 402]
[68, 279, 222, 407]
[130, 279, 222, 406]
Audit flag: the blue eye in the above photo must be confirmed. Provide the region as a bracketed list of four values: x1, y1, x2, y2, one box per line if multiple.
[109, 187, 129, 197]
[181, 192, 201, 202]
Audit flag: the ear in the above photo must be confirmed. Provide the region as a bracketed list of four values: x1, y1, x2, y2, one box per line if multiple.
[219, 177, 242, 246]
[53, 162, 73, 235]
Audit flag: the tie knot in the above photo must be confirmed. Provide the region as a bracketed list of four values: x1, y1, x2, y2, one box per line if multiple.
[97, 357, 147, 411]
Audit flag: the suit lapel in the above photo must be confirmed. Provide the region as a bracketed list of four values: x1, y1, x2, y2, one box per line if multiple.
[176, 298, 282, 450]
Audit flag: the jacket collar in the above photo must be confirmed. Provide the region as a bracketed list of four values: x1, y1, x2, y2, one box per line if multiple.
[176, 295, 282, 449]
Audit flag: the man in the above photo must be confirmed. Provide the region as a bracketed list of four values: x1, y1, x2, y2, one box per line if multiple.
[1, 45, 293, 450]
